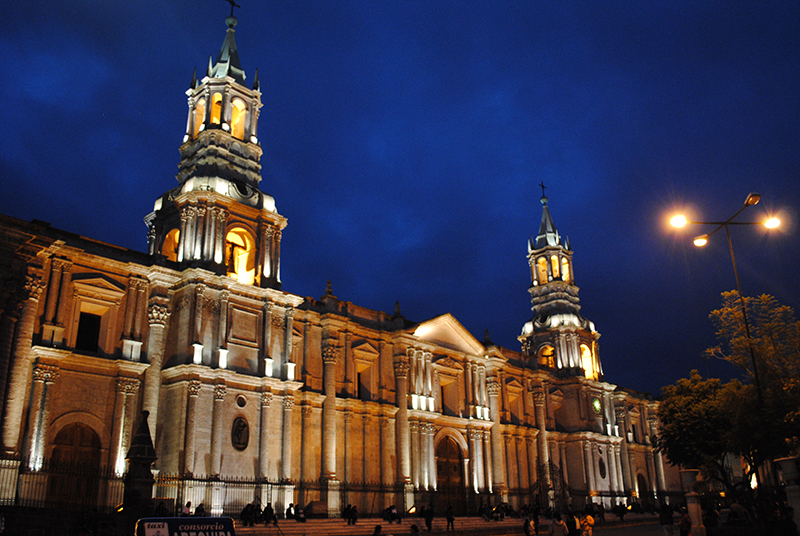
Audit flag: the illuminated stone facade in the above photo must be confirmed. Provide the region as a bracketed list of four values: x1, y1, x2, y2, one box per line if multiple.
[0, 14, 680, 516]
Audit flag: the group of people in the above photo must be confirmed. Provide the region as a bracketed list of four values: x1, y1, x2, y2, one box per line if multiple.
[543, 510, 595, 536]
[342, 504, 360, 524]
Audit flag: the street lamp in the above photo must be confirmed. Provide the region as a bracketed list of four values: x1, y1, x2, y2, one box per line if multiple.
[670, 192, 781, 406]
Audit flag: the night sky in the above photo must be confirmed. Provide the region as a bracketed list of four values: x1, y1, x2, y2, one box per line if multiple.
[2, 1, 798, 396]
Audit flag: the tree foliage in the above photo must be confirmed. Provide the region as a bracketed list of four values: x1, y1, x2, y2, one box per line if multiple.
[657, 292, 800, 493]
[706, 291, 800, 450]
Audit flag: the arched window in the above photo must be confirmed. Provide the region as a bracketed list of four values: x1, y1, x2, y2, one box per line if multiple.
[537, 257, 548, 283]
[231, 98, 246, 139]
[561, 258, 570, 283]
[225, 227, 256, 285]
[210, 93, 223, 125]
[550, 255, 560, 278]
[192, 99, 206, 138]
[537, 345, 555, 368]
[581, 344, 597, 380]
[162, 228, 180, 262]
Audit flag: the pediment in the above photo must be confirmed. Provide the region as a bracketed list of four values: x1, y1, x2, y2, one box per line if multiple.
[432, 355, 464, 373]
[351, 340, 380, 364]
[505, 378, 524, 392]
[412, 314, 484, 356]
[72, 273, 126, 298]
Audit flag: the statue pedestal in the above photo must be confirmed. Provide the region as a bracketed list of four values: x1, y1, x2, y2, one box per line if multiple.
[680, 470, 705, 536]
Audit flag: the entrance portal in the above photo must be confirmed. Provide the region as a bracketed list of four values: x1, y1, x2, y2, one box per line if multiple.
[435, 436, 465, 514]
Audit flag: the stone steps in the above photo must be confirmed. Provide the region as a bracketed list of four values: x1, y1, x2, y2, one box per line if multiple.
[234, 516, 533, 536]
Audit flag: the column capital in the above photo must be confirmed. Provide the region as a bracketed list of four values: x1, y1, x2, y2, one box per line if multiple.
[147, 299, 170, 326]
[301, 405, 313, 418]
[393, 360, 410, 378]
[486, 378, 500, 397]
[32, 364, 59, 383]
[188, 380, 202, 397]
[261, 392, 273, 407]
[214, 383, 227, 401]
[322, 341, 339, 364]
[532, 389, 546, 406]
[24, 275, 44, 301]
[117, 377, 140, 394]
[282, 395, 295, 410]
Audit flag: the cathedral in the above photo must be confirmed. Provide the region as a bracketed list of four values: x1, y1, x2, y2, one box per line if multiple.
[0, 12, 680, 517]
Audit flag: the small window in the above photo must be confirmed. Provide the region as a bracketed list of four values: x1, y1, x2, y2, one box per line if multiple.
[561, 258, 570, 283]
[210, 93, 223, 125]
[231, 98, 246, 139]
[75, 312, 101, 353]
[193, 98, 206, 138]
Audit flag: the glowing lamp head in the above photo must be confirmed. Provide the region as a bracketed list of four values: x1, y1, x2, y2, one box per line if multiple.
[670, 215, 687, 228]
[693, 234, 708, 247]
[764, 217, 780, 229]
[744, 192, 761, 206]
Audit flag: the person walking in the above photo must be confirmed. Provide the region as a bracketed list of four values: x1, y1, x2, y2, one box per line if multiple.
[547, 512, 569, 536]
[659, 504, 674, 536]
[445, 504, 455, 531]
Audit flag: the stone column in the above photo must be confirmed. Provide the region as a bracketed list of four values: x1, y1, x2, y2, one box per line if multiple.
[427, 423, 437, 490]
[4, 274, 43, 455]
[301, 406, 314, 482]
[281, 395, 295, 481]
[533, 389, 551, 491]
[380, 415, 392, 486]
[487, 378, 506, 494]
[482, 430, 493, 492]
[214, 209, 228, 266]
[210, 383, 226, 476]
[43, 260, 63, 327]
[608, 444, 620, 495]
[26, 364, 58, 469]
[476, 430, 486, 491]
[518, 435, 529, 491]
[343, 411, 353, 484]
[468, 429, 478, 491]
[218, 291, 229, 356]
[178, 208, 189, 262]
[526, 434, 537, 491]
[124, 278, 139, 338]
[650, 423, 666, 494]
[194, 207, 206, 260]
[321, 340, 338, 480]
[616, 408, 632, 492]
[111, 377, 140, 476]
[614, 445, 625, 497]
[0, 301, 21, 421]
[284, 308, 295, 379]
[54, 262, 72, 336]
[184, 380, 201, 475]
[410, 421, 420, 487]
[259, 392, 272, 479]
[393, 359, 411, 484]
[143, 298, 169, 440]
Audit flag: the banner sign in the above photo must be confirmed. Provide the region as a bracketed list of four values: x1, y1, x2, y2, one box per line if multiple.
[135, 517, 236, 536]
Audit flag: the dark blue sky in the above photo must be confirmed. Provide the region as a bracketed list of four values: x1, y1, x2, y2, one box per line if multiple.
[2, 1, 798, 395]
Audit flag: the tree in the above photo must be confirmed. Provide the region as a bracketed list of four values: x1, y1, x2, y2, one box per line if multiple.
[656, 371, 752, 494]
[706, 291, 800, 451]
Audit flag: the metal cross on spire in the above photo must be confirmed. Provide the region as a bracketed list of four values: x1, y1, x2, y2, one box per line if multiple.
[539, 181, 547, 197]
[223, 0, 241, 17]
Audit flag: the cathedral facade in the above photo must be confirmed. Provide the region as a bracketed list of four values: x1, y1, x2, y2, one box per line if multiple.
[0, 14, 680, 517]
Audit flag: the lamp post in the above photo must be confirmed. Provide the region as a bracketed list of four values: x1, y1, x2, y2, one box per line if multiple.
[670, 192, 780, 406]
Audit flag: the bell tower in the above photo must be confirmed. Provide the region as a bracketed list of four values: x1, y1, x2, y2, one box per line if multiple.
[145, 12, 285, 289]
[519, 191, 602, 379]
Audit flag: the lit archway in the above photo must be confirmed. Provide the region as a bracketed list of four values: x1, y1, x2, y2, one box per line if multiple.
[538, 345, 555, 368]
[231, 98, 246, 139]
[210, 93, 223, 125]
[225, 227, 256, 285]
[193, 98, 206, 138]
[162, 228, 180, 262]
[581, 344, 597, 380]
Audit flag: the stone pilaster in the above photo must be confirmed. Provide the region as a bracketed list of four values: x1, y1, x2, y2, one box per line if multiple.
[393, 359, 410, 484]
[281, 395, 295, 481]
[184, 380, 201, 475]
[4, 275, 43, 455]
[321, 340, 338, 480]
[26, 364, 58, 469]
[259, 392, 272, 479]
[143, 298, 169, 440]
[210, 383, 226, 476]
